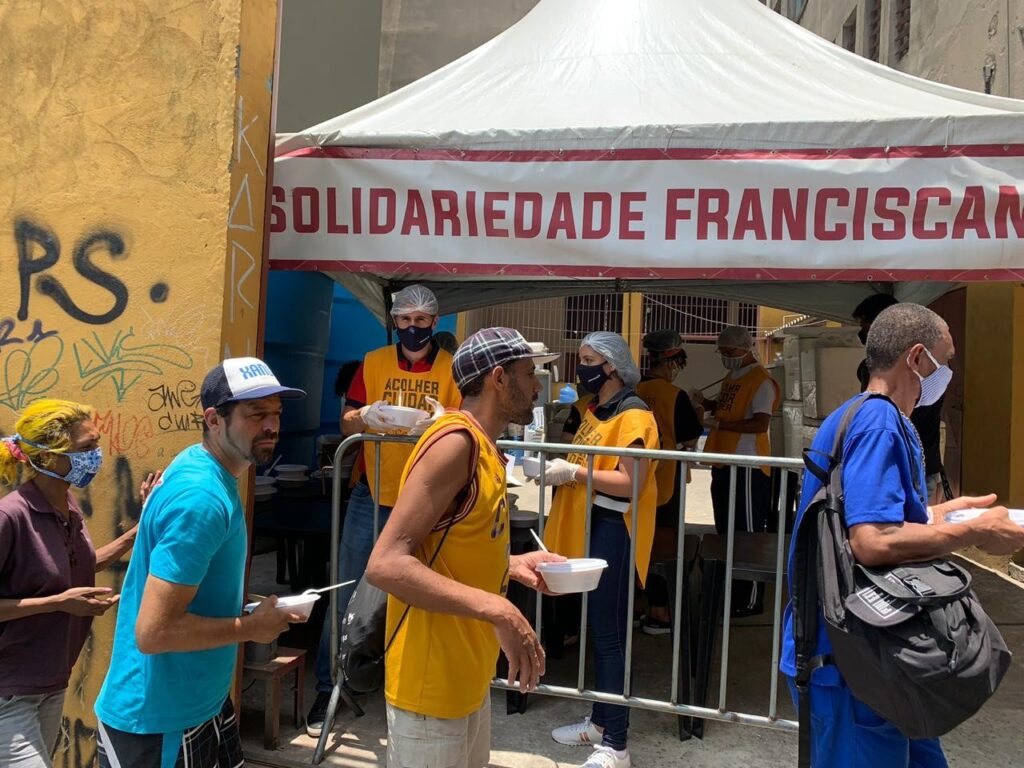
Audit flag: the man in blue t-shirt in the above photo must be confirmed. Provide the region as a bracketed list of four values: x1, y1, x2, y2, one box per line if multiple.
[95, 358, 306, 768]
[781, 303, 1024, 768]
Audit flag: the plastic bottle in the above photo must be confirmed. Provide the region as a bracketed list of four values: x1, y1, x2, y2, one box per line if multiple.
[559, 384, 578, 404]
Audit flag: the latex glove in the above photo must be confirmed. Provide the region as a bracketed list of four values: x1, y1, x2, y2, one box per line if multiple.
[360, 400, 396, 432]
[703, 414, 720, 431]
[537, 458, 581, 487]
[688, 388, 706, 408]
[408, 396, 445, 437]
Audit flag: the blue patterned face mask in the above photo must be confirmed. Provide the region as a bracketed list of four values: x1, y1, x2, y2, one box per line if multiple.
[16, 435, 104, 488]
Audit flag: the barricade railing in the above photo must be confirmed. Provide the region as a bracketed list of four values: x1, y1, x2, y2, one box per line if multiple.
[313, 432, 803, 763]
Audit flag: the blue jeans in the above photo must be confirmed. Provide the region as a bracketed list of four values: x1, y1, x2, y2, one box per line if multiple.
[787, 678, 948, 768]
[587, 508, 632, 751]
[315, 482, 392, 692]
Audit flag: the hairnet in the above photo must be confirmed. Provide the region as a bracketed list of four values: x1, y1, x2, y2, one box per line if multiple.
[642, 329, 683, 353]
[581, 331, 641, 387]
[390, 284, 439, 317]
[717, 325, 754, 350]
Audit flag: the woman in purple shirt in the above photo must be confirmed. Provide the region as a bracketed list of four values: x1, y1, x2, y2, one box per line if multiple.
[0, 399, 158, 768]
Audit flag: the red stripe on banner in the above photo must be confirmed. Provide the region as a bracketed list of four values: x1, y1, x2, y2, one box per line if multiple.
[267, 259, 1024, 282]
[277, 145, 1024, 163]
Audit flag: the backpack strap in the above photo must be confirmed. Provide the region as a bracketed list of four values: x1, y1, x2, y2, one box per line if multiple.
[792, 392, 872, 768]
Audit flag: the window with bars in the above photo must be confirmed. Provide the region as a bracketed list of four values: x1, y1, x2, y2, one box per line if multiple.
[865, 0, 881, 61]
[893, 0, 911, 60]
[564, 294, 624, 340]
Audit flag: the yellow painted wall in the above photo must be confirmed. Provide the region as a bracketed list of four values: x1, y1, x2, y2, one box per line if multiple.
[963, 283, 1024, 507]
[0, 2, 277, 765]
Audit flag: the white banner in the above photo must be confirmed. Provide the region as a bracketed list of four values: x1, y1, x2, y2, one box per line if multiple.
[270, 148, 1024, 280]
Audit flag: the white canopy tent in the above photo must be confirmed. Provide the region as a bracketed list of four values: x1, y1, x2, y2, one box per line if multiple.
[271, 0, 1024, 323]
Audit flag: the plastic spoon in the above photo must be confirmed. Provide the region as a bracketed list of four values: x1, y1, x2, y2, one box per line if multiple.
[301, 579, 357, 596]
[528, 528, 549, 553]
[263, 455, 282, 476]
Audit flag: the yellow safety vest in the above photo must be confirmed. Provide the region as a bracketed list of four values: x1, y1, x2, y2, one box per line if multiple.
[702, 365, 780, 476]
[636, 377, 688, 506]
[360, 345, 460, 506]
[544, 405, 659, 584]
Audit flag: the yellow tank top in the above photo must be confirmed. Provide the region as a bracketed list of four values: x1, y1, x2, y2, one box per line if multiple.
[544, 404, 659, 584]
[702, 365, 780, 475]
[636, 377, 686, 506]
[384, 411, 510, 718]
[361, 345, 461, 506]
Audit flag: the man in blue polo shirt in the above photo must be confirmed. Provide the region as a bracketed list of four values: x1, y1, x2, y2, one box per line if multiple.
[781, 304, 1024, 767]
[95, 358, 307, 768]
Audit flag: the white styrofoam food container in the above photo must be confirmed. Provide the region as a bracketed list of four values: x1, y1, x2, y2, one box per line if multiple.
[244, 593, 319, 619]
[275, 464, 308, 476]
[537, 558, 608, 593]
[379, 405, 428, 430]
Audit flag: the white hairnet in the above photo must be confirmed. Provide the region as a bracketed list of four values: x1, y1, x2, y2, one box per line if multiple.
[717, 325, 754, 350]
[390, 284, 439, 317]
[581, 331, 641, 387]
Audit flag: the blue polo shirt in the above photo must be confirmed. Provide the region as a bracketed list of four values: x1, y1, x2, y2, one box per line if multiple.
[780, 395, 927, 685]
[95, 444, 247, 733]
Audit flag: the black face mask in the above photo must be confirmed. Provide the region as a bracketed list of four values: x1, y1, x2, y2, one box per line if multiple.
[398, 325, 433, 352]
[576, 363, 610, 395]
[858, 328, 868, 345]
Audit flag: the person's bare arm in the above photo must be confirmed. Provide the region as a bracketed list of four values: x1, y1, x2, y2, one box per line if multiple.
[574, 440, 652, 498]
[366, 430, 546, 691]
[0, 587, 117, 622]
[849, 496, 1024, 568]
[341, 404, 366, 436]
[95, 528, 138, 572]
[135, 575, 298, 654]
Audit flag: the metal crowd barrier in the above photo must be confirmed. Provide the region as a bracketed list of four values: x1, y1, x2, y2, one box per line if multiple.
[313, 432, 804, 764]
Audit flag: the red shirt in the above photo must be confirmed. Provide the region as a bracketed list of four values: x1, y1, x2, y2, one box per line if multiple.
[0, 481, 97, 695]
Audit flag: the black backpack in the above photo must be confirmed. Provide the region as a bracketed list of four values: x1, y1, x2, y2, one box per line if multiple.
[792, 393, 1011, 765]
[338, 510, 458, 694]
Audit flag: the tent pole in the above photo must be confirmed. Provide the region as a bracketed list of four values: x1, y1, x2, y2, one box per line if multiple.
[383, 283, 394, 344]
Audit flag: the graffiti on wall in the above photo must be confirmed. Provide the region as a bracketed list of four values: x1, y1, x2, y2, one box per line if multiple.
[73, 328, 193, 402]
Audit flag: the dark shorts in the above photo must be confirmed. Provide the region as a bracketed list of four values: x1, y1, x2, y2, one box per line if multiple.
[97, 698, 243, 768]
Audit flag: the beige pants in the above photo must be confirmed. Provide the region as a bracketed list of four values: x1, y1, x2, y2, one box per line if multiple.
[386, 695, 491, 768]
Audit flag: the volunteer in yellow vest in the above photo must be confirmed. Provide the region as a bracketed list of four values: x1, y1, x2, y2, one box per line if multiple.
[692, 324, 781, 617]
[366, 327, 564, 768]
[635, 329, 704, 635]
[542, 332, 658, 768]
[308, 284, 461, 735]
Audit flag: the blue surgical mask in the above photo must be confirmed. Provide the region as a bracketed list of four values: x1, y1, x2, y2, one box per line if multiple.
[909, 347, 952, 408]
[397, 325, 433, 352]
[576, 363, 610, 395]
[18, 435, 104, 488]
[720, 354, 746, 371]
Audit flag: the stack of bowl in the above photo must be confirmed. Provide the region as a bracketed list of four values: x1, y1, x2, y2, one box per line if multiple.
[253, 475, 276, 503]
[274, 464, 309, 488]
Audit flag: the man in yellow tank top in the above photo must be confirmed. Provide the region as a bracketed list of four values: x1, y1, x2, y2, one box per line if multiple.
[367, 327, 564, 768]
[308, 285, 461, 735]
[692, 325, 780, 617]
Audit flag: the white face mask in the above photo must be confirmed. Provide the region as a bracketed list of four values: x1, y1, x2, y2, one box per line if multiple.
[908, 347, 952, 407]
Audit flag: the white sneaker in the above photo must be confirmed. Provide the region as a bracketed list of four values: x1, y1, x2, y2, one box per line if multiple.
[551, 716, 604, 746]
[579, 746, 631, 768]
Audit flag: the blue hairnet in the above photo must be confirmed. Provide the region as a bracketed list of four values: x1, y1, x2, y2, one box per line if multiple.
[580, 331, 640, 387]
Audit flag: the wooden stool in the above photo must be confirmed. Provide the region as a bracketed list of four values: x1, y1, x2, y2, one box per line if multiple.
[244, 647, 306, 749]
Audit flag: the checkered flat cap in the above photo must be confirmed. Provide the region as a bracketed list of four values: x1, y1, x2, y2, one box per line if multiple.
[452, 328, 558, 389]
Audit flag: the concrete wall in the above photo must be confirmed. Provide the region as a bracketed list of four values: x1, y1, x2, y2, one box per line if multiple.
[0, 1, 277, 763]
[276, 0, 383, 133]
[799, 0, 1024, 97]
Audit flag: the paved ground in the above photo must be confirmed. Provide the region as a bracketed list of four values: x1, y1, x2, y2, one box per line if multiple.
[241, 468, 1024, 767]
